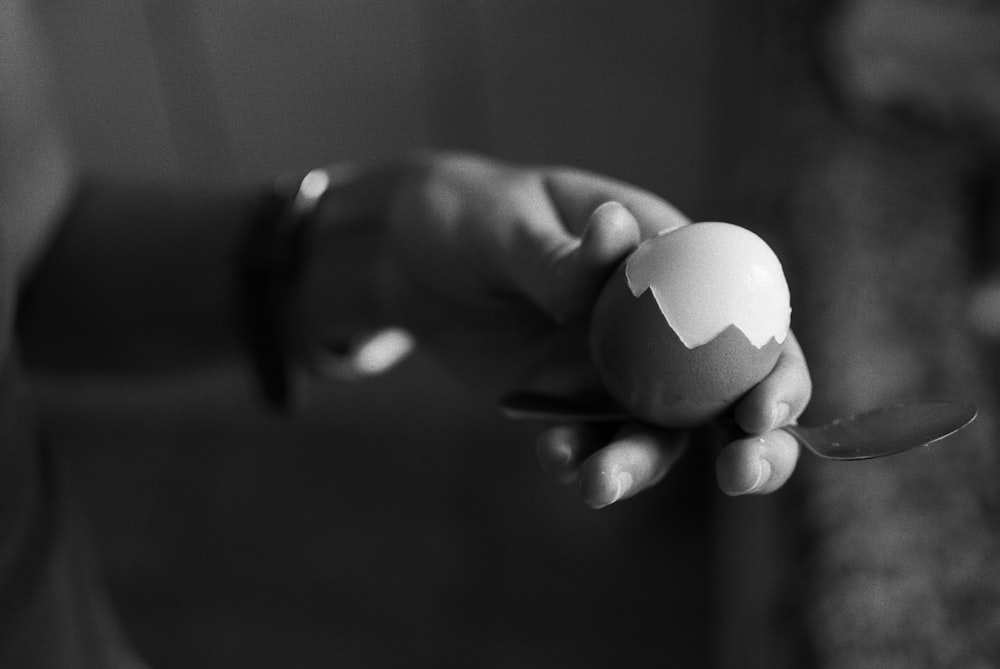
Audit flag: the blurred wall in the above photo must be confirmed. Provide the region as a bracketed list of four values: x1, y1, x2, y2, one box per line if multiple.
[43, 0, 721, 211]
[33, 2, 745, 668]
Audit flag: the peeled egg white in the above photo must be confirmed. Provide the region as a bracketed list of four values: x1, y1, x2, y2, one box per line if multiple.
[590, 222, 791, 427]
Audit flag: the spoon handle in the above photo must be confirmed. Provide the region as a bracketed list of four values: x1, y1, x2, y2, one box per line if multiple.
[498, 391, 628, 423]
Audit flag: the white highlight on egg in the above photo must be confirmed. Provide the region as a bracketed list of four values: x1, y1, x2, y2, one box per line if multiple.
[625, 222, 791, 349]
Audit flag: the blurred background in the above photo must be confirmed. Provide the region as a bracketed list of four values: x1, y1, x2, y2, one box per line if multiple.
[32, 2, 778, 668]
[26, 0, 1000, 667]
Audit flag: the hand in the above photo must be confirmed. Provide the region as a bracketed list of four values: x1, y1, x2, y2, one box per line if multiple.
[310, 152, 811, 506]
[537, 332, 812, 506]
[376, 152, 689, 395]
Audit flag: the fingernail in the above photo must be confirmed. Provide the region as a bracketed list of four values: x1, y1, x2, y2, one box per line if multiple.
[591, 470, 633, 509]
[550, 441, 574, 468]
[746, 457, 772, 494]
[613, 471, 633, 503]
[720, 447, 772, 496]
[536, 429, 576, 473]
[540, 443, 578, 483]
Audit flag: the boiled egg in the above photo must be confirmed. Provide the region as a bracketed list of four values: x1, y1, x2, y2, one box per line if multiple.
[590, 222, 790, 427]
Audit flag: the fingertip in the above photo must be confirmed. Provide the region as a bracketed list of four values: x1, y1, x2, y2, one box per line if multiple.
[536, 425, 590, 483]
[734, 395, 791, 435]
[752, 430, 800, 494]
[535, 427, 575, 468]
[545, 202, 641, 323]
[581, 201, 641, 264]
[580, 465, 633, 509]
[733, 333, 812, 434]
[716, 439, 766, 495]
[716, 431, 799, 496]
[577, 426, 685, 508]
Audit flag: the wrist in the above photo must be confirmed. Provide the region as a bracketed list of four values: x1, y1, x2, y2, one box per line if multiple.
[244, 162, 418, 408]
[298, 164, 391, 340]
[297, 165, 411, 378]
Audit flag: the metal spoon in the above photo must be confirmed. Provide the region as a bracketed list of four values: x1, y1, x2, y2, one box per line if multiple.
[499, 391, 977, 461]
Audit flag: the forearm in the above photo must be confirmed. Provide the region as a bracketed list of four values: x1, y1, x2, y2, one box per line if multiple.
[16, 179, 261, 376]
[15, 167, 400, 380]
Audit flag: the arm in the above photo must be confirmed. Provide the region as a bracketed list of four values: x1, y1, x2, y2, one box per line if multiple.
[18, 181, 259, 376]
[17, 152, 812, 504]
[16, 169, 396, 380]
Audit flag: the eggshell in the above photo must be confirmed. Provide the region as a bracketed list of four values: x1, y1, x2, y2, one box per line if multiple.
[589, 222, 789, 427]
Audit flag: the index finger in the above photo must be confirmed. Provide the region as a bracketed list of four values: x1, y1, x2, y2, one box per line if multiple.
[542, 169, 690, 238]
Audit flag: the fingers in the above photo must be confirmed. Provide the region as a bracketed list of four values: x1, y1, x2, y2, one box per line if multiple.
[537, 419, 801, 503]
[512, 168, 690, 323]
[732, 331, 812, 435]
[719, 331, 810, 496]
[579, 425, 689, 508]
[500, 195, 638, 324]
[543, 169, 691, 238]
[535, 424, 608, 484]
[578, 202, 643, 264]
[536, 422, 688, 509]
[715, 429, 800, 496]
[544, 202, 641, 322]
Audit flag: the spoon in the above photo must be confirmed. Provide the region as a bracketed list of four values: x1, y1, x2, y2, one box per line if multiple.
[499, 391, 977, 461]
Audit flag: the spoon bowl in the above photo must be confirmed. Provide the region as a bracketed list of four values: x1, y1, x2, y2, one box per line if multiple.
[783, 401, 976, 460]
[499, 391, 977, 461]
